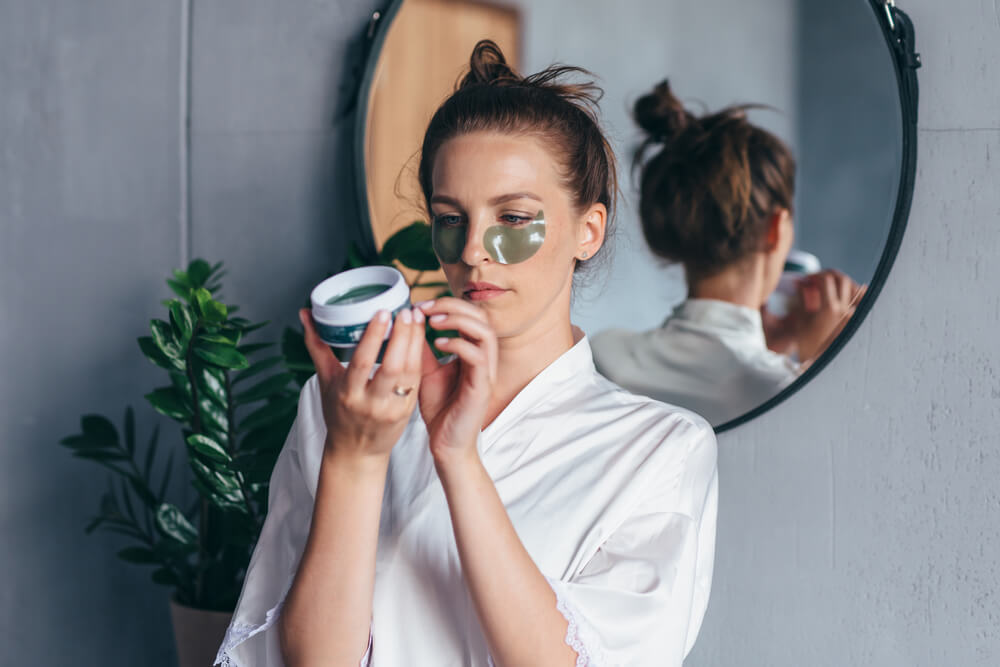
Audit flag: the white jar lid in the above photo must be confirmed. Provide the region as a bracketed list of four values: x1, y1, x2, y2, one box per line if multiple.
[310, 266, 410, 326]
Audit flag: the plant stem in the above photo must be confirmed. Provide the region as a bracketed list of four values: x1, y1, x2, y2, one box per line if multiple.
[185, 320, 208, 606]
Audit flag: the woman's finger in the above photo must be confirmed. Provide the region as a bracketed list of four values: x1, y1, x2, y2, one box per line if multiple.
[427, 312, 494, 343]
[416, 297, 489, 324]
[299, 308, 343, 385]
[433, 336, 489, 384]
[405, 307, 427, 375]
[344, 310, 392, 390]
[377, 308, 416, 377]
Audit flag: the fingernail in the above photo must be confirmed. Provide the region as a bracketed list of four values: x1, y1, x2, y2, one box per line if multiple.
[434, 337, 450, 346]
[415, 300, 436, 309]
[430, 314, 447, 323]
[377, 310, 390, 323]
[400, 308, 412, 324]
[413, 308, 425, 323]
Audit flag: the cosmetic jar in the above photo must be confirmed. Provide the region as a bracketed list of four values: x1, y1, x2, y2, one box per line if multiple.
[309, 266, 410, 358]
[768, 249, 821, 317]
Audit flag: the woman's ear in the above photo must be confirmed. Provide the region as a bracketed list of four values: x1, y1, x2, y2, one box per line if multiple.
[577, 202, 607, 261]
[764, 208, 792, 251]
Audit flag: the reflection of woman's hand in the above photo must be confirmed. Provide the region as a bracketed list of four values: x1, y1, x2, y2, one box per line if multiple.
[415, 298, 498, 467]
[299, 306, 425, 464]
[793, 270, 867, 363]
[761, 305, 799, 356]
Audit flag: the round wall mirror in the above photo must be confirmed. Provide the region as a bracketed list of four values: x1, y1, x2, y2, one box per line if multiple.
[353, 0, 919, 431]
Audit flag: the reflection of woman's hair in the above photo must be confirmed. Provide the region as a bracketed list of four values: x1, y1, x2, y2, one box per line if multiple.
[418, 39, 618, 270]
[633, 80, 796, 280]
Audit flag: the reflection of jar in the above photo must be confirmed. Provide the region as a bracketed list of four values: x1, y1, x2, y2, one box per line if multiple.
[768, 249, 821, 317]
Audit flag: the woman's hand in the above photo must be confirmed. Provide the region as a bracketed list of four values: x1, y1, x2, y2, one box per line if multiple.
[299, 305, 425, 465]
[415, 298, 498, 466]
[792, 269, 867, 363]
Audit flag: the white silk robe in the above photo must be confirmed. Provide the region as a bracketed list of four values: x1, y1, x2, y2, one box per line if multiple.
[215, 335, 718, 666]
[592, 298, 800, 426]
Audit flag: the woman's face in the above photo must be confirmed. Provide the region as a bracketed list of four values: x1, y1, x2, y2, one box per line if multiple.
[429, 131, 604, 340]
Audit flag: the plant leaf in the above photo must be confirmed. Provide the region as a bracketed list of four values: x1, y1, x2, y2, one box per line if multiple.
[281, 327, 312, 371]
[233, 356, 284, 385]
[186, 434, 231, 463]
[72, 449, 131, 462]
[84, 515, 105, 535]
[150, 319, 183, 361]
[81, 415, 118, 445]
[193, 287, 227, 324]
[123, 407, 135, 456]
[238, 395, 298, 432]
[118, 547, 160, 564]
[157, 446, 173, 502]
[235, 373, 292, 404]
[144, 387, 192, 421]
[138, 336, 182, 371]
[155, 503, 198, 546]
[151, 567, 178, 587]
[198, 365, 228, 408]
[379, 222, 440, 271]
[198, 397, 229, 435]
[187, 259, 212, 287]
[166, 278, 192, 300]
[237, 342, 273, 356]
[168, 300, 194, 343]
[143, 423, 159, 483]
[194, 342, 248, 369]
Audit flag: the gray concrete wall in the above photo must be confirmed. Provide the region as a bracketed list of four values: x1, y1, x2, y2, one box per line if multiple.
[687, 1, 1000, 664]
[0, 1, 370, 664]
[2, 0, 998, 666]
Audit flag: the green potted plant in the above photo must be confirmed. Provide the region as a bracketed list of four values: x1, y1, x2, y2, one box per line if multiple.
[59, 225, 446, 665]
[59, 259, 312, 666]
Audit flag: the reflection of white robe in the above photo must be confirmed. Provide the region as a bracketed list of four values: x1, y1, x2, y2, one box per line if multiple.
[591, 299, 800, 426]
[215, 336, 717, 667]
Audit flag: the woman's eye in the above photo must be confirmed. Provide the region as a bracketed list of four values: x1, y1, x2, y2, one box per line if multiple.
[500, 214, 531, 225]
[433, 214, 464, 227]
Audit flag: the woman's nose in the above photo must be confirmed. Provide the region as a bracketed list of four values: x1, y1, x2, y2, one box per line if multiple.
[460, 219, 491, 266]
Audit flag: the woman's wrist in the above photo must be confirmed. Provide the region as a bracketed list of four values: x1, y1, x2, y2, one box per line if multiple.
[433, 443, 485, 490]
[323, 436, 392, 479]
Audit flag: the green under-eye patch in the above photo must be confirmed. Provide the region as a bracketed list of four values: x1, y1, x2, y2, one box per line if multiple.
[432, 210, 546, 265]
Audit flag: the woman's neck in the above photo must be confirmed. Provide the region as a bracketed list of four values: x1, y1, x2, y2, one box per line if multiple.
[483, 292, 576, 429]
[688, 258, 768, 310]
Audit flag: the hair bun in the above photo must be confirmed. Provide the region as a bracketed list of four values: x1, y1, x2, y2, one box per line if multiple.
[459, 39, 522, 89]
[633, 80, 695, 144]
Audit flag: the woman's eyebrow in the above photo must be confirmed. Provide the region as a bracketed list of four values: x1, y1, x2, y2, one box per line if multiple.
[489, 192, 542, 205]
[430, 192, 542, 207]
[430, 194, 461, 207]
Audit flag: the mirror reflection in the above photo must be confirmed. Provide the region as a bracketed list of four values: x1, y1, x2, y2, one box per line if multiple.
[361, 0, 902, 427]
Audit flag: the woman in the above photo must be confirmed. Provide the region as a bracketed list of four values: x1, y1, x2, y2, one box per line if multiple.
[215, 42, 717, 667]
[592, 80, 863, 426]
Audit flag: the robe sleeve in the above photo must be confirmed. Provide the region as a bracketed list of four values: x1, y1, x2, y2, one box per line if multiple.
[544, 420, 718, 667]
[213, 375, 373, 667]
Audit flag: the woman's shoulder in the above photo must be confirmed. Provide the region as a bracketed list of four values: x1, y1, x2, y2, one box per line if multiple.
[572, 365, 717, 469]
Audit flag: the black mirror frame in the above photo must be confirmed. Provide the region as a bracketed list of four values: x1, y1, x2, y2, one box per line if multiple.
[349, 0, 921, 434]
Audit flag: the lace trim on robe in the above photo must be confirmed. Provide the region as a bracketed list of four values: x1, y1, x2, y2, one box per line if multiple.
[213, 594, 373, 667]
[486, 578, 606, 667]
[213, 595, 286, 667]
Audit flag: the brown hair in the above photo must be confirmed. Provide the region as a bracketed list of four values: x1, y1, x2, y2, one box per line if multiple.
[633, 80, 796, 281]
[418, 40, 618, 270]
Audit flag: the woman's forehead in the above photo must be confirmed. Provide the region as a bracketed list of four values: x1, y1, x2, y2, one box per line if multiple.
[431, 132, 563, 201]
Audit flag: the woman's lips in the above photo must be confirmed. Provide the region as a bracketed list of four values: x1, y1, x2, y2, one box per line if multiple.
[463, 282, 508, 301]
